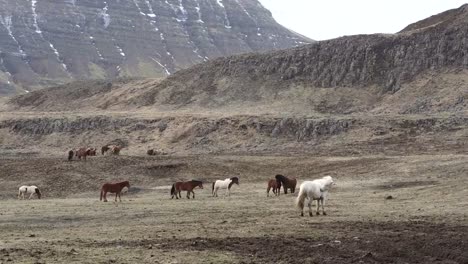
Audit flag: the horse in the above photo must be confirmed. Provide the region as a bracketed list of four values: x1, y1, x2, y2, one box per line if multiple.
[18, 185, 41, 199]
[100, 181, 130, 202]
[110, 145, 121, 155]
[267, 179, 282, 197]
[68, 149, 74, 161]
[171, 180, 203, 199]
[75, 147, 88, 161]
[86, 148, 97, 156]
[275, 174, 297, 194]
[296, 176, 335, 217]
[101, 145, 110, 155]
[212, 177, 239, 197]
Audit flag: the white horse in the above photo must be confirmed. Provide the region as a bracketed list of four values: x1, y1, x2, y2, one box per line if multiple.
[212, 177, 239, 197]
[18, 185, 42, 200]
[295, 176, 334, 217]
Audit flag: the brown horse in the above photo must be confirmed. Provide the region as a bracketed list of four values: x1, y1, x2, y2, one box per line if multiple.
[86, 148, 97, 156]
[171, 180, 203, 199]
[275, 174, 297, 194]
[75, 147, 88, 161]
[100, 181, 130, 202]
[110, 145, 121, 155]
[267, 179, 282, 197]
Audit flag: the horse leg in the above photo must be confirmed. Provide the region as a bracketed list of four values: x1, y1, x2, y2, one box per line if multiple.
[186, 191, 190, 199]
[192, 191, 195, 199]
[308, 199, 313, 217]
[118, 192, 122, 202]
[267, 186, 270, 197]
[103, 191, 108, 202]
[321, 197, 327, 215]
[115, 193, 118, 202]
[316, 199, 321, 215]
[29, 192, 34, 200]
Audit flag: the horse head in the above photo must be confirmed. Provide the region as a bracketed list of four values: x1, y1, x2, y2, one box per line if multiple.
[35, 188, 41, 199]
[231, 177, 239, 185]
[124, 181, 130, 188]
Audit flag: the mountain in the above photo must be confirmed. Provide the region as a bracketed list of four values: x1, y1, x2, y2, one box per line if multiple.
[0, 0, 312, 95]
[8, 4, 467, 115]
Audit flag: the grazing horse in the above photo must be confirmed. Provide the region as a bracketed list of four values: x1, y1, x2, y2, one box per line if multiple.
[275, 174, 297, 194]
[101, 145, 110, 155]
[68, 149, 74, 161]
[296, 176, 335, 217]
[267, 179, 282, 197]
[212, 177, 239, 197]
[171, 180, 203, 199]
[75, 147, 88, 161]
[18, 186, 41, 199]
[100, 181, 130, 202]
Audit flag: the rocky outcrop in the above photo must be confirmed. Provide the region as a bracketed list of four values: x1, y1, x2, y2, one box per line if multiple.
[0, 114, 466, 155]
[0, 0, 311, 95]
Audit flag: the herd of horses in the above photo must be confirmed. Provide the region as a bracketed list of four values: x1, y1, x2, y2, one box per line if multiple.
[68, 145, 122, 161]
[18, 173, 334, 216]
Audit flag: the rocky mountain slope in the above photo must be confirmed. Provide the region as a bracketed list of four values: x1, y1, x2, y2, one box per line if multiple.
[0, 0, 311, 95]
[6, 4, 468, 115]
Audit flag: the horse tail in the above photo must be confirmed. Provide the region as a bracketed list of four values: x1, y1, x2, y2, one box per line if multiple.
[170, 184, 175, 196]
[295, 185, 307, 211]
[212, 182, 215, 194]
[100, 187, 104, 201]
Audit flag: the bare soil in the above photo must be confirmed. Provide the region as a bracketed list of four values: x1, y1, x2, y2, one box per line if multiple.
[1, 153, 467, 263]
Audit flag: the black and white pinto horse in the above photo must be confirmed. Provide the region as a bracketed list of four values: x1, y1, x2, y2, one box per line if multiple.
[212, 177, 239, 197]
[18, 185, 42, 199]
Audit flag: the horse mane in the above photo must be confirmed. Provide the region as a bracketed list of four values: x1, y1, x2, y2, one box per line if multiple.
[275, 174, 288, 184]
[228, 177, 239, 189]
[190, 180, 203, 184]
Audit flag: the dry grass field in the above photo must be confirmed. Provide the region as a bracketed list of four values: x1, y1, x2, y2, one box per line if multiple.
[1, 153, 467, 263]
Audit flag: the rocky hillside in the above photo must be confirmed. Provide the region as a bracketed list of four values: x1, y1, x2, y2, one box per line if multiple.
[7, 4, 468, 115]
[0, 0, 311, 95]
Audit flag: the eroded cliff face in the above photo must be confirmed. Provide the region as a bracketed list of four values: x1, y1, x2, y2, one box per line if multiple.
[0, 0, 311, 95]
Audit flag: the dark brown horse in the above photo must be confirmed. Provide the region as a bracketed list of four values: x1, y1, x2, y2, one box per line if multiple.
[68, 149, 74, 161]
[275, 174, 297, 194]
[171, 180, 203, 199]
[267, 179, 282, 197]
[101, 145, 110, 155]
[100, 181, 130, 202]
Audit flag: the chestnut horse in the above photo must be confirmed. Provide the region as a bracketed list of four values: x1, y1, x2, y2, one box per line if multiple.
[267, 179, 282, 197]
[100, 181, 130, 202]
[275, 174, 297, 194]
[86, 148, 97, 156]
[171, 180, 203, 199]
[75, 147, 88, 161]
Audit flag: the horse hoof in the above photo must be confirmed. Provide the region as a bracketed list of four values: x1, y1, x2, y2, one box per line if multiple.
[323, 212, 327, 216]
[316, 212, 320, 215]
[309, 212, 313, 217]
[301, 213, 304, 217]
